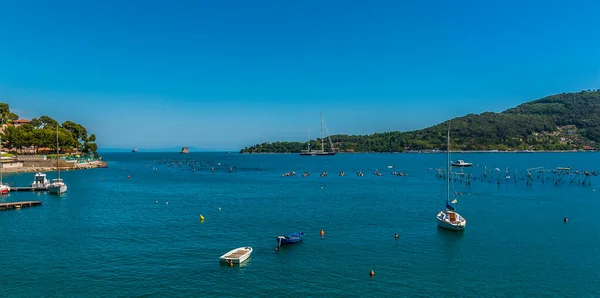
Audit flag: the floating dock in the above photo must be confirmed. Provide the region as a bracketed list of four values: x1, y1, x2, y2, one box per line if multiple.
[0, 201, 43, 211]
[9, 187, 48, 192]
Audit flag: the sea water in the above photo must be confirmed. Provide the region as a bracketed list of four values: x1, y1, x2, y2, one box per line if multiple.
[1, 152, 599, 297]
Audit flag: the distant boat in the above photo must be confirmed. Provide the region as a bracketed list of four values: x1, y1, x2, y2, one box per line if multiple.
[437, 126, 466, 231]
[451, 160, 472, 167]
[132, 148, 138, 153]
[180, 147, 189, 154]
[300, 113, 336, 156]
[277, 231, 304, 246]
[220, 246, 253, 264]
[48, 125, 68, 195]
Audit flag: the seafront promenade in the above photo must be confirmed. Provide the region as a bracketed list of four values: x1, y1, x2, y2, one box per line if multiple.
[2, 155, 108, 173]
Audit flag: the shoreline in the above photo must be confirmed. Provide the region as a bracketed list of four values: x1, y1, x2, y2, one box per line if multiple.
[3, 160, 108, 174]
[239, 150, 598, 154]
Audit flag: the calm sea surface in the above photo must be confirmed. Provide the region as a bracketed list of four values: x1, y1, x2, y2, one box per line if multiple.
[1, 152, 600, 297]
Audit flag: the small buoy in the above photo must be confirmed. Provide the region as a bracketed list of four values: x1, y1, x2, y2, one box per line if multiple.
[165, 202, 169, 205]
[395, 233, 399, 239]
[127, 175, 130, 179]
[228, 260, 234, 267]
[200, 214, 204, 221]
[564, 217, 568, 223]
[320, 229, 325, 237]
[370, 269, 375, 277]
[218, 207, 221, 211]
[155, 200, 158, 204]
[275, 246, 279, 251]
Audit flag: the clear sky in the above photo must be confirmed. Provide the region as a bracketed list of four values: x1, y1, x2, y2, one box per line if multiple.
[1, 0, 599, 151]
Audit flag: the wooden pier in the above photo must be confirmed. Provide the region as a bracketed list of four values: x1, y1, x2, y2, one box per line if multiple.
[0, 201, 43, 211]
[9, 187, 48, 192]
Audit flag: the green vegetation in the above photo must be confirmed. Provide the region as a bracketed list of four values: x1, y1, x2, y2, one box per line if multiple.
[0, 102, 98, 155]
[241, 90, 600, 153]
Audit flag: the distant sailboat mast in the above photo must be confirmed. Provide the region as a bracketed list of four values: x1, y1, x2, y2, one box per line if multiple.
[307, 124, 310, 151]
[320, 113, 325, 152]
[447, 123, 450, 206]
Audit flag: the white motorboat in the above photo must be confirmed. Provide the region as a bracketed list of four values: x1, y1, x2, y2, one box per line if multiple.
[452, 160, 472, 167]
[220, 246, 253, 264]
[31, 172, 50, 190]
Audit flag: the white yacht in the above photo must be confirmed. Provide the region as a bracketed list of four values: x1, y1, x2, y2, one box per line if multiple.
[31, 172, 50, 190]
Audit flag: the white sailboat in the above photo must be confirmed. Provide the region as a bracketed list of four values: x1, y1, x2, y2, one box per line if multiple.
[437, 125, 466, 231]
[300, 113, 336, 156]
[0, 134, 10, 195]
[48, 126, 67, 194]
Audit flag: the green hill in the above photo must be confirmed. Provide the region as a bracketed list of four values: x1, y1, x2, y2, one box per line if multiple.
[240, 90, 600, 153]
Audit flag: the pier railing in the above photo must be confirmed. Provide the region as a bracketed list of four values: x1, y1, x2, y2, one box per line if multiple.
[15, 155, 48, 161]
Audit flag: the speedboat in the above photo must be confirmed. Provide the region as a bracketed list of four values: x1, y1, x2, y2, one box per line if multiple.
[48, 178, 68, 194]
[452, 160, 472, 167]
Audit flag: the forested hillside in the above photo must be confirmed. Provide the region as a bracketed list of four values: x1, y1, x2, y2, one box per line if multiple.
[241, 90, 600, 153]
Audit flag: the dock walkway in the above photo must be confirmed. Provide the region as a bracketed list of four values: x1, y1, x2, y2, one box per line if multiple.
[0, 201, 43, 211]
[10, 187, 48, 192]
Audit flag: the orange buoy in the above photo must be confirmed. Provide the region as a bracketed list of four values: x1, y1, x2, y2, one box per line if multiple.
[370, 269, 375, 277]
[228, 260, 234, 267]
[320, 229, 325, 237]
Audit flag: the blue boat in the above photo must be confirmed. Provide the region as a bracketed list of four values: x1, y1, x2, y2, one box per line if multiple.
[277, 231, 304, 246]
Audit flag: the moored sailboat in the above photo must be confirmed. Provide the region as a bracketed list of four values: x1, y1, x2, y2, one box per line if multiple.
[48, 126, 68, 195]
[0, 134, 9, 194]
[437, 125, 466, 231]
[300, 113, 336, 156]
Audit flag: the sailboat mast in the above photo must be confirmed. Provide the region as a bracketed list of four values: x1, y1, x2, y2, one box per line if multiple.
[307, 124, 310, 151]
[0, 133, 3, 184]
[56, 125, 60, 179]
[446, 123, 450, 204]
[320, 113, 324, 152]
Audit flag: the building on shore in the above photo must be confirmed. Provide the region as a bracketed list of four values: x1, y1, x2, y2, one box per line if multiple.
[12, 119, 30, 128]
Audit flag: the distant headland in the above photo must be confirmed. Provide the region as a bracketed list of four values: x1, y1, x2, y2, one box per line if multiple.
[0, 102, 106, 172]
[240, 90, 600, 153]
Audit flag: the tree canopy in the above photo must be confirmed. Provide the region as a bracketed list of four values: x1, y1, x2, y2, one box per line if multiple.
[241, 90, 600, 153]
[0, 103, 99, 155]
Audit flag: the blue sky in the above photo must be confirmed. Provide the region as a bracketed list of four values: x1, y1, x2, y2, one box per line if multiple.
[1, 0, 599, 151]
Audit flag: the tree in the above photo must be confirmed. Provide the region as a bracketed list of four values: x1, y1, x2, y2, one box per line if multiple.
[39, 116, 58, 128]
[29, 118, 42, 128]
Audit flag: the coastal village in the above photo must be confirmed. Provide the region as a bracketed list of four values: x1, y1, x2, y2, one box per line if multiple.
[1, 118, 107, 174]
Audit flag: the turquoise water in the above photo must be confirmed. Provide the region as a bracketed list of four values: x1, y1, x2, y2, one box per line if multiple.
[2, 152, 600, 297]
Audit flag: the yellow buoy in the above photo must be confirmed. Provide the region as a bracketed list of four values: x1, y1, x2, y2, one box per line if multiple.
[200, 214, 205, 221]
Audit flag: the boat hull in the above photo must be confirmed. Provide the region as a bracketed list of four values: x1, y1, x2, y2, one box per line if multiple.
[299, 151, 336, 156]
[277, 232, 304, 245]
[48, 184, 68, 194]
[220, 246, 253, 264]
[437, 211, 466, 231]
